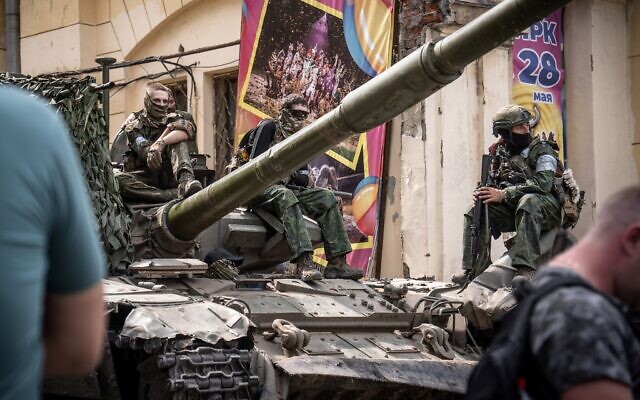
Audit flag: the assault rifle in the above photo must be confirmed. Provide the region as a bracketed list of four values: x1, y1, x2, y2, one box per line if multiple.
[470, 154, 494, 276]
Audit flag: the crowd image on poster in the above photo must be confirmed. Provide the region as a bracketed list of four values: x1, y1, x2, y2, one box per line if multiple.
[243, 0, 370, 119]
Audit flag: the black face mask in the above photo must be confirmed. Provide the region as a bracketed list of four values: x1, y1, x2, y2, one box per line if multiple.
[504, 133, 532, 152]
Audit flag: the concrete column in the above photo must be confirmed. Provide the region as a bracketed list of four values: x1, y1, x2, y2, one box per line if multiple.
[565, 0, 638, 235]
[392, 44, 511, 281]
[379, 115, 404, 278]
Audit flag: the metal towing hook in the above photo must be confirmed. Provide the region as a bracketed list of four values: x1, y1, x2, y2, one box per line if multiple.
[406, 323, 456, 360]
[266, 319, 310, 357]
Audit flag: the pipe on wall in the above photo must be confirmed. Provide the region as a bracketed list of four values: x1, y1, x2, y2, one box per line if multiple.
[5, 0, 20, 73]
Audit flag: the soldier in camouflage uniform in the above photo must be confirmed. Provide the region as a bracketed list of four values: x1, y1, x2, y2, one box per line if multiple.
[454, 105, 562, 283]
[246, 95, 362, 282]
[115, 82, 202, 202]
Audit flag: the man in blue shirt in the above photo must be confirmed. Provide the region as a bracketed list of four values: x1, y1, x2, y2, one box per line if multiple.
[0, 87, 106, 399]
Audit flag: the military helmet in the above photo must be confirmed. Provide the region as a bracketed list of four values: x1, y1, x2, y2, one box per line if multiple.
[493, 105, 532, 126]
[492, 104, 532, 137]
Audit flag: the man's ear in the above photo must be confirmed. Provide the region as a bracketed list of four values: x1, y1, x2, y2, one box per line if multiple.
[622, 224, 640, 256]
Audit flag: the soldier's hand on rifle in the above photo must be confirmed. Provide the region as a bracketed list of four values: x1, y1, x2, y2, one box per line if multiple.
[476, 186, 505, 204]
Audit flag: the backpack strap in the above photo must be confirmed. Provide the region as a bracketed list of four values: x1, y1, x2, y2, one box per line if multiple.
[496, 275, 593, 358]
[248, 119, 271, 160]
[523, 274, 624, 316]
[521, 275, 590, 303]
[467, 272, 626, 400]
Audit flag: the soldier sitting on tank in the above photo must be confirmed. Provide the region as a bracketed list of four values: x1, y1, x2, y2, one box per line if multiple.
[452, 105, 563, 285]
[242, 95, 363, 282]
[116, 82, 202, 203]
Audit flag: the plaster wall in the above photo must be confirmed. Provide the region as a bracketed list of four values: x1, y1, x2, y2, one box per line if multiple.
[20, 0, 105, 75]
[563, 0, 638, 236]
[123, 0, 241, 167]
[592, 0, 637, 202]
[17, 0, 238, 164]
[383, 43, 511, 280]
[381, 0, 640, 279]
[379, 115, 404, 278]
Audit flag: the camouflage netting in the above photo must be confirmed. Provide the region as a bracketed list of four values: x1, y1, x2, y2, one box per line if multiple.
[0, 73, 132, 272]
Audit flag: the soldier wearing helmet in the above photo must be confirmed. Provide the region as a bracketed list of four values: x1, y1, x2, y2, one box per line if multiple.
[453, 104, 563, 284]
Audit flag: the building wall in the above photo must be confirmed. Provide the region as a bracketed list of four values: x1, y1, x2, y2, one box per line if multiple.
[384, 45, 512, 280]
[564, 0, 638, 236]
[18, 0, 241, 168]
[381, 0, 639, 279]
[119, 0, 241, 162]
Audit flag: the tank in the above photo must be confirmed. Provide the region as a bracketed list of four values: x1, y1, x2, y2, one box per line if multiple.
[39, 0, 573, 398]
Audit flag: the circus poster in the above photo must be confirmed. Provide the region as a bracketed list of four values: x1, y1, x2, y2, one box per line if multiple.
[236, 0, 395, 274]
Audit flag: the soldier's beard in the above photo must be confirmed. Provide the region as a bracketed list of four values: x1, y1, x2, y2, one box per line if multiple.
[144, 94, 168, 127]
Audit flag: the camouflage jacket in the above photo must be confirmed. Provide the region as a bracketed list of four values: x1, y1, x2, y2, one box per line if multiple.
[530, 267, 640, 397]
[490, 136, 561, 204]
[124, 111, 195, 165]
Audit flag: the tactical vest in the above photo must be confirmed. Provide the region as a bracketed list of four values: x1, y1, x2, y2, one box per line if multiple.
[490, 136, 583, 228]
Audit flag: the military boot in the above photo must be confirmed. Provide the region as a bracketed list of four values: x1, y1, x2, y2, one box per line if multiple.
[178, 171, 203, 199]
[324, 256, 363, 280]
[294, 253, 322, 282]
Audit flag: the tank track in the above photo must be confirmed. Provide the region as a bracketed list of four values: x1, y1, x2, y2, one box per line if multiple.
[156, 347, 260, 399]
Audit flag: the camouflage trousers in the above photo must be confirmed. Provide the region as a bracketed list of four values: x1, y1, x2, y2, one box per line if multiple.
[462, 193, 561, 273]
[250, 185, 352, 261]
[116, 141, 193, 203]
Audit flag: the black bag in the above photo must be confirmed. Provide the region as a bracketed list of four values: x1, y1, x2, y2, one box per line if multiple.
[227, 120, 270, 172]
[465, 276, 597, 400]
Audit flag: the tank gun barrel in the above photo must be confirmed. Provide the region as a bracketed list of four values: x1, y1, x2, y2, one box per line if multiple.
[167, 0, 571, 241]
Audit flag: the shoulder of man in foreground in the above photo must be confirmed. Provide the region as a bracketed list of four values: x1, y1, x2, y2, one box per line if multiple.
[0, 86, 107, 376]
[530, 267, 639, 400]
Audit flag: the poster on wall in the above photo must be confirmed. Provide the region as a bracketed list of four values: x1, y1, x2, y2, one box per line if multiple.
[512, 9, 566, 160]
[236, 0, 394, 274]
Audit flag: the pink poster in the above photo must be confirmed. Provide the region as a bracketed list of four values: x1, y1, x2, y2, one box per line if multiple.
[513, 9, 566, 159]
[236, 0, 394, 274]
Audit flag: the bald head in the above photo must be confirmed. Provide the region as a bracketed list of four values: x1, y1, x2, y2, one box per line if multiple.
[593, 186, 640, 237]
